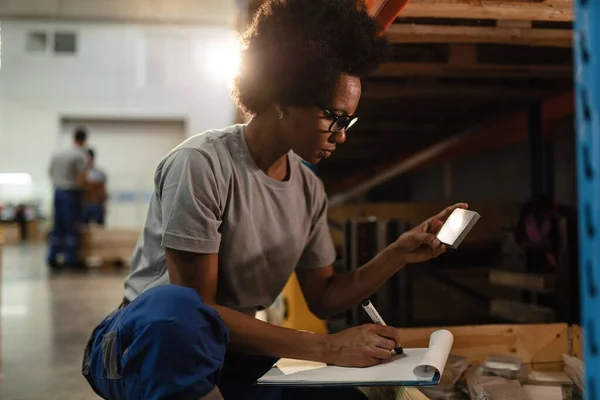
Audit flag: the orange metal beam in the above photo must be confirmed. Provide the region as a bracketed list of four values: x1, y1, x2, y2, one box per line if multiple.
[430, 91, 574, 166]
[367, 0, 412, 29]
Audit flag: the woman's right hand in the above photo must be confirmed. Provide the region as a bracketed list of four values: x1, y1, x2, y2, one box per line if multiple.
[324, 324, 400, 367]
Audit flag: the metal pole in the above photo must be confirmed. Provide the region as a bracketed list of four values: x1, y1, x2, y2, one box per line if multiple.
[574, 0, 600, 398]
[528, 101, 555, 199]
[528, 101, 545, 198]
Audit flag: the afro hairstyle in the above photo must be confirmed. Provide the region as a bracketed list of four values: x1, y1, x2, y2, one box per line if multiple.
[232, 0, 389, 115]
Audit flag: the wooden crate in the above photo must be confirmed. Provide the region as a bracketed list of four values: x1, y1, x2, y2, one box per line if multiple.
[277, 273, 578, 372]
[80, 227, 140, 268]
[281, 293, 579, 372]
[396, 323, 576, 371]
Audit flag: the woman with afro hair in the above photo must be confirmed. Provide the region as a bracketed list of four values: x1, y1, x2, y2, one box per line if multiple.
[82, 1, 466, 399]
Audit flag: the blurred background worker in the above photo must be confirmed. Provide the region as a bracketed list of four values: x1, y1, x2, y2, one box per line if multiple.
[47, 127, 89, 268]
[82, 148, 108, 226]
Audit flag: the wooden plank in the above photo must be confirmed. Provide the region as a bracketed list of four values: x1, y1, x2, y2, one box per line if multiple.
[373, 62, 573, 78]
[400, 0, 573, 22]
[489, 269, 556, 293]
[396, 324, 570, 365]
[386, 24, 573, 47]
[496, 20, 533, 29]
[449, 44, 477, 66]
[491, 299, 556, 323]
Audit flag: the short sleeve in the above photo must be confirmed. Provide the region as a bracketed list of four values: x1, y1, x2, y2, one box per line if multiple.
[159, 149, 222, 254]
[296, 182, 336, 270]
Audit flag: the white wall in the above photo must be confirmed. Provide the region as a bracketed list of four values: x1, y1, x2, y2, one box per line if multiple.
[0, 20, 237, 214]
[0, 0, 234, 25]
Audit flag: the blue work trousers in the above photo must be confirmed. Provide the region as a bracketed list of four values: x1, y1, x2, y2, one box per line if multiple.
[47, 189, 83, 265]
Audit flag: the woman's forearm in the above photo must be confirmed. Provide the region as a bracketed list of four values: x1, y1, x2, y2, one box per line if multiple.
[318, 244, 404, 318]
[213, 304, 332, 362]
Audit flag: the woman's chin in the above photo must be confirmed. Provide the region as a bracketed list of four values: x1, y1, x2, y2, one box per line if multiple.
[298, 153, 322, 165]
[308, 156, 323, 164]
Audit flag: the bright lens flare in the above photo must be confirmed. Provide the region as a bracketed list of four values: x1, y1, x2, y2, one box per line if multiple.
[204, 33, 241, 85]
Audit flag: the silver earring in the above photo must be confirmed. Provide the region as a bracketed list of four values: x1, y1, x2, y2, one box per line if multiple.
[278, 110, 284, 120]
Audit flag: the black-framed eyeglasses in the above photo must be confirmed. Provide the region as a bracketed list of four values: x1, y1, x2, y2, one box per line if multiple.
[317, 104, 359, 133]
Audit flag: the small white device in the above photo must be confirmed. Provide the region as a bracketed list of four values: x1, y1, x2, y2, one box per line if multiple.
[435, 208, 481, 249]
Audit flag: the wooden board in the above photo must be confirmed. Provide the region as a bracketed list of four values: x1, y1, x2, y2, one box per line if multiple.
[399, 0, 573, 22]
[373, 62, 572, 79]
[396, 323, 570, 368]
[386, 24, 573, 48]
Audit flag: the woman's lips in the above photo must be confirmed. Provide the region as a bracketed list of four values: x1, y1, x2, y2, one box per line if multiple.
[320, 149, 333, 159]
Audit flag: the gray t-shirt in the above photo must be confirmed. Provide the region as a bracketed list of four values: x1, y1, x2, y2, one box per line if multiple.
[124, 124, 336, 315]
[50, 147, 88, 190]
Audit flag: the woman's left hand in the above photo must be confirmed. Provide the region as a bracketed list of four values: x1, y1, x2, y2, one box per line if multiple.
[393, 203, 469, 265]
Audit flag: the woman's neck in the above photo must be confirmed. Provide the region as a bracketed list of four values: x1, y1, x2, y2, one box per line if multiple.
[244, 110, 291, 180]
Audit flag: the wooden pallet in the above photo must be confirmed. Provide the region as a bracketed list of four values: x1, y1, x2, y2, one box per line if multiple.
[80, 227, 140, 269]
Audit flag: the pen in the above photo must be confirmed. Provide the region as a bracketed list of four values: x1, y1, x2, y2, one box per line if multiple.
[361, 299, 403, 355]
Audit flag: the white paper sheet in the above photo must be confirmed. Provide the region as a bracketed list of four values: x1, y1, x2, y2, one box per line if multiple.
[275, 358, 327, 375]
[258, 329, 454, 386]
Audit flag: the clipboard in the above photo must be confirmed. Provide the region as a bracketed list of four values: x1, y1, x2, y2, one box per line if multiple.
[257, 330, 454, 387]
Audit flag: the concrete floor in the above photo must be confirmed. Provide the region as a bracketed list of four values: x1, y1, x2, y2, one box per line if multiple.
[1, 244, 128, 400]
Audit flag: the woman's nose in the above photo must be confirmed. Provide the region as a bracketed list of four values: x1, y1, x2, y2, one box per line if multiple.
[331, 130, 346, 144]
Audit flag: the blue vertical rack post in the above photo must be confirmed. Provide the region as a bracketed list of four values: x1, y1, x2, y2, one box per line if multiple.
[574, 0, 600, 398]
